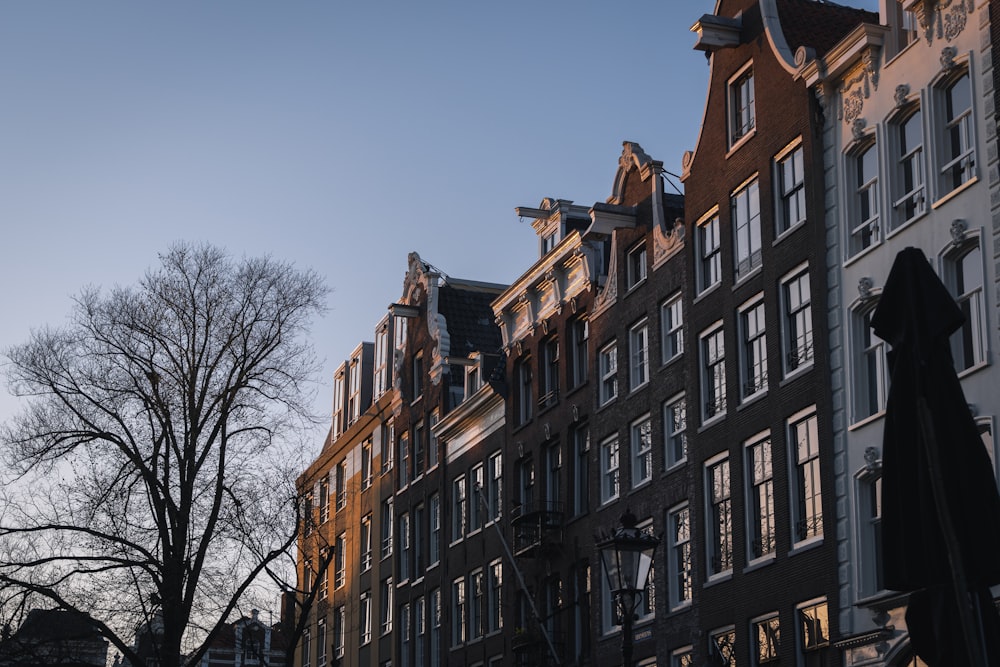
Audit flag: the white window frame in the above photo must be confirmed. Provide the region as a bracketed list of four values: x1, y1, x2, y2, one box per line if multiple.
[797, 598, 830, 654]
[781, 265, 813, 377]
[941, 235, 987, 374]
[696, 209, 722, 294]
[739, 295, 767, 401]
[710, 626, 737, 667]
[774, 139, 806, 237]
[745, 432, 776, 563]
[361, 513, 373, 572]
[789, 407, 823, 546]
[628, 319, 650, 391]
[569, 316, 589, 388]
[852, 299, 887, 423]
[333, 605, 345, 658]
[728, 60, 755, 148]
[660, 293, 684, 363]
[631, 414, 652, 489]
[752, 612, 781, 664]
[360, 591, 373, 645]
[705, 452, 733, 579]
[487, 451, 502, 523]
[889, 105, 926, 231]
[666, 502, 692, 610]
[854, 467, 883, 598]
[452, 475, 466, 543]
[700, 323, 727, 423]
[731, 174, 762, 279]
[936, 66, 976, 197]
[540, 336, 559, 408]
[380, 577, 393, 635]
[429, 492, 441, 566]
[599, 434, 620, 505]
[848, 139, 880, 257]
[599, 341, 618, 406]
[380, 496, 393, 559]
[626, 241, 647, 290]
[663, 393, 687, 469]
[334, 531, 346, 589]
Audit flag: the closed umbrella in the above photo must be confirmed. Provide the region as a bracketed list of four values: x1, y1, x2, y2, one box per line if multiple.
[871, 247, 1000, 665]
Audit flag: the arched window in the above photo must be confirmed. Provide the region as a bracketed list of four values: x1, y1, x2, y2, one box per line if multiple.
[942, 236, 986, 372]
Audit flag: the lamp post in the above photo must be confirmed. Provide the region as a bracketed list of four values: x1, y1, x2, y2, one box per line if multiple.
[597, 509, 660, 667]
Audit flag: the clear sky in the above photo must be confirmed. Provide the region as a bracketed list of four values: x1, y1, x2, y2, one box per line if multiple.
[0, 0, 878, 453]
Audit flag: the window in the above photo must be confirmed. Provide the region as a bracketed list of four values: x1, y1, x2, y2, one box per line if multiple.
[430, 588, 442, 664]
[598, 341, 617, 405]
[517, 457, 535, 506]
[303, 493, 314, 536]
[732, 176, 762, 278]
[854, 304, 887, 421]
[859, 473, 883, 597]
[335, 461, 346, 511]
[302, 558, 313, 597]
[661, 294, 683, 362]
[754, 614, 781, 663]
[361, 439, 373, 490]
[318, 566, 328, 601]
[635, 519, 655, 623]
[301, 627, 311, 667]
[380, 497, 393, 558]
[317, 618, 327, 667]
[429, 493, 441, 566]
[569, 317, 589, 388]
[631, 415, 652, 488]
[541, 337, 559, 408]
[776, 142, 805, 235]
[939, 71, 975, 193]
[470, 570, 485, 640]
[381, 420, 394, 473]
[945, 239, 985, 371]
[740, 298, 767, 399]
[332, 370, 345, 439]
[398, 513, 410, 581]
[710, 627, 737, 667]
[470, 463, 484, 532]
[361, 514, 373, 571]
[891, 108, 925, 229]
[319, 478, 330, 524]
[541, 229, 558, 255]
[729, 63, 755, 145]
[374, 320, 390, 398]
[799, 600, 830, 656]
[414, 502, 425, 576]
[398, 432, 410, 488]
[571, 425, 590, 516]
[452, 475, 466, 542]
[626, 242, 647, 289]
[599, 435, 620, 504]
[891, 0, 918, 53]
[697, 213, 722, 293]
[667, 503, 692, 609]
[790, 410, 822, 544]
[514, 355, 533, 425]
[850, 142, 879, 256]
[701, 325, 726, 421]
[334, 532, 346, 589]
[746, 434, 776, 561]
[380, 577, 393, 634]
[599, 568, 620, 635]
[545, 442, 561, 506]
[706, 455, 733, 576]
[412, 352, 423, 401]
[488, 559, 503, 633]
[452, 577, 467, 645]
[333, 606, 345, 658]
[782, 268, 813, 374]
[360, 591, 372, 645]
[663, 394, 687, 468]
[413, 422, 425, 479]
[399, 603, 411, 667]
[487, 452, 502, 523]
[429, 409, 440, 469]
[671, 647, 694, 667]
[628, 319, 650, 391]
[415, 597, 426, 666]
[348, 356, 361, 425]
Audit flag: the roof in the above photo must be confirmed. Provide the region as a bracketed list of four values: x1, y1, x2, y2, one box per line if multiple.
[777, 0, 878, 58]
[437, 284, 504, 357]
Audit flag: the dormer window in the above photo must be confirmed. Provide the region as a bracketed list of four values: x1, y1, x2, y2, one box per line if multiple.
[465, 365, 480, 397]
[626, 242, 647, 291]
[541, 230, 558, 256]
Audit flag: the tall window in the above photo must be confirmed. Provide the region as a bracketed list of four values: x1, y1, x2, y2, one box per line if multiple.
[854, 304, 887, 421]
[427, 493, 441, 566]
[333, 606, 345, 658]
[782, 268, 813, 374]
[398, 432, 410, 488]
[335, 461, 346, 511]
[706, 456, 733, 576]
[334, 532, 346, 589]
[711, 627, 737, 667]
[452, 577, 467, 645]
[945, 240, 985, 371]
[399, 603, 411, 667]
[661, 294, 684, 363]
[317, 619, 327, 667]
[430, 588, 442, 664]
[663, 394, 687, 468]
[360, 591, 372, 645]
[571, 425, 590, 516]
[740, 298, 767, 399]
[470, 570, 485, 640]
[697, 213, 722, 293]
[487, 451, 502, 523]
[701, 325, 726, 421]
[599, 435, 620, 504]
[414, 502, 425, 576]
[452, 475, 467, 542]
[754, 614, 781, 664]
[414, 597, 426, 666]
[732, 177, 762, 278]
[776, 142, 805, 235]
[628, 319, 649, 391]
[318, 478, 330, 524]
[361, 514, 373, 572]
[790, 410, 822, 543]
[799, 600, 830, 658]
[514, 355, 533, 425]
[746, 435, 776, 560]
[729, 64, 755, 145]
[892, 109, 925, 229]
[541, 337, 559, 408]
[301, 627, 311, 667]
[631, 415, 652, 488]
[380, 497, 393, 558]
[332, 370, 345, 439]
[488, 559, 503, 633]
[348, 356, 361, 425]
[667, 503, 692, 609]
[940, 71, 975, 192]
[398, 513, 411, 581]
[851, 142, 879, 256]
[545, 442, 561, 506]
[470, 463, 484, 532]
[569, 316, 589, 388]
[626, 242, 647, 290]
[599, 342, 618, 405]
[412, 352, 423, 401]
[374, 320, 390, 398]
[429, 409, 440, 469]
[361, 439, 373, 490]
[413, 422, 425, 479]
[380, 577, 393, 634]
[381, 420, 394, 473]
[859, 473, 883, 597]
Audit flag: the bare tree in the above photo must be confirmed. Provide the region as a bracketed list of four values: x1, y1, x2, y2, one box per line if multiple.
[0, 243, 329, 667]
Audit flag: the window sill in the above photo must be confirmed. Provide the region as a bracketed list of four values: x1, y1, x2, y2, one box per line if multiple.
[956, 358, 989, 379]
[843, 238, 883, 269]
[773, 219, 806, 246]
[663, 459, 687, 475]
[596, 397, 618, 413]
[694, 282, 722, 304]
[789, 536, 824, 556]
[628, 380, 650, 396]
[885, 209, 927, 239]
[624, 277, 647, 296]
[726, 128, 756, 157]
[660, 353, 683, 370]
[779, 363, 813, 387]
[849, 410, 885, 432]
[629, 479, 653, 494]
[704, 572, 733, 588]
[738, 390, 768, 410]
[732, 264, 763, 290]
[743, 555, 776, 574]
[698, 414, 727, 433]
[932, 175, 979, 210]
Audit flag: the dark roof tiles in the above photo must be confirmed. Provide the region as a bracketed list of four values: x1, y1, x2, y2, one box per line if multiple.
[777, 0, 879, 58]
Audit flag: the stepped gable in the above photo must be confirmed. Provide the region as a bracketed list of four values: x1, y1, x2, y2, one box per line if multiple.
[778, 0, 879, 57]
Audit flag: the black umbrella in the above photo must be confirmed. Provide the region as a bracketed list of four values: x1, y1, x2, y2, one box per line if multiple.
[871, 247, 1000, 665]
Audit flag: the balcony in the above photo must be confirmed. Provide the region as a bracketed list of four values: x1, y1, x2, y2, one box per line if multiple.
[511, 500, 564, 558]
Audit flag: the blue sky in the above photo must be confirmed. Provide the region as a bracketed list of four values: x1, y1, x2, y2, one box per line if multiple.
[0, 1, 878, 450]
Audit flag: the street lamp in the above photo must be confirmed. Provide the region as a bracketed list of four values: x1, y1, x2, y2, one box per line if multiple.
[597, 509, 660, 667]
